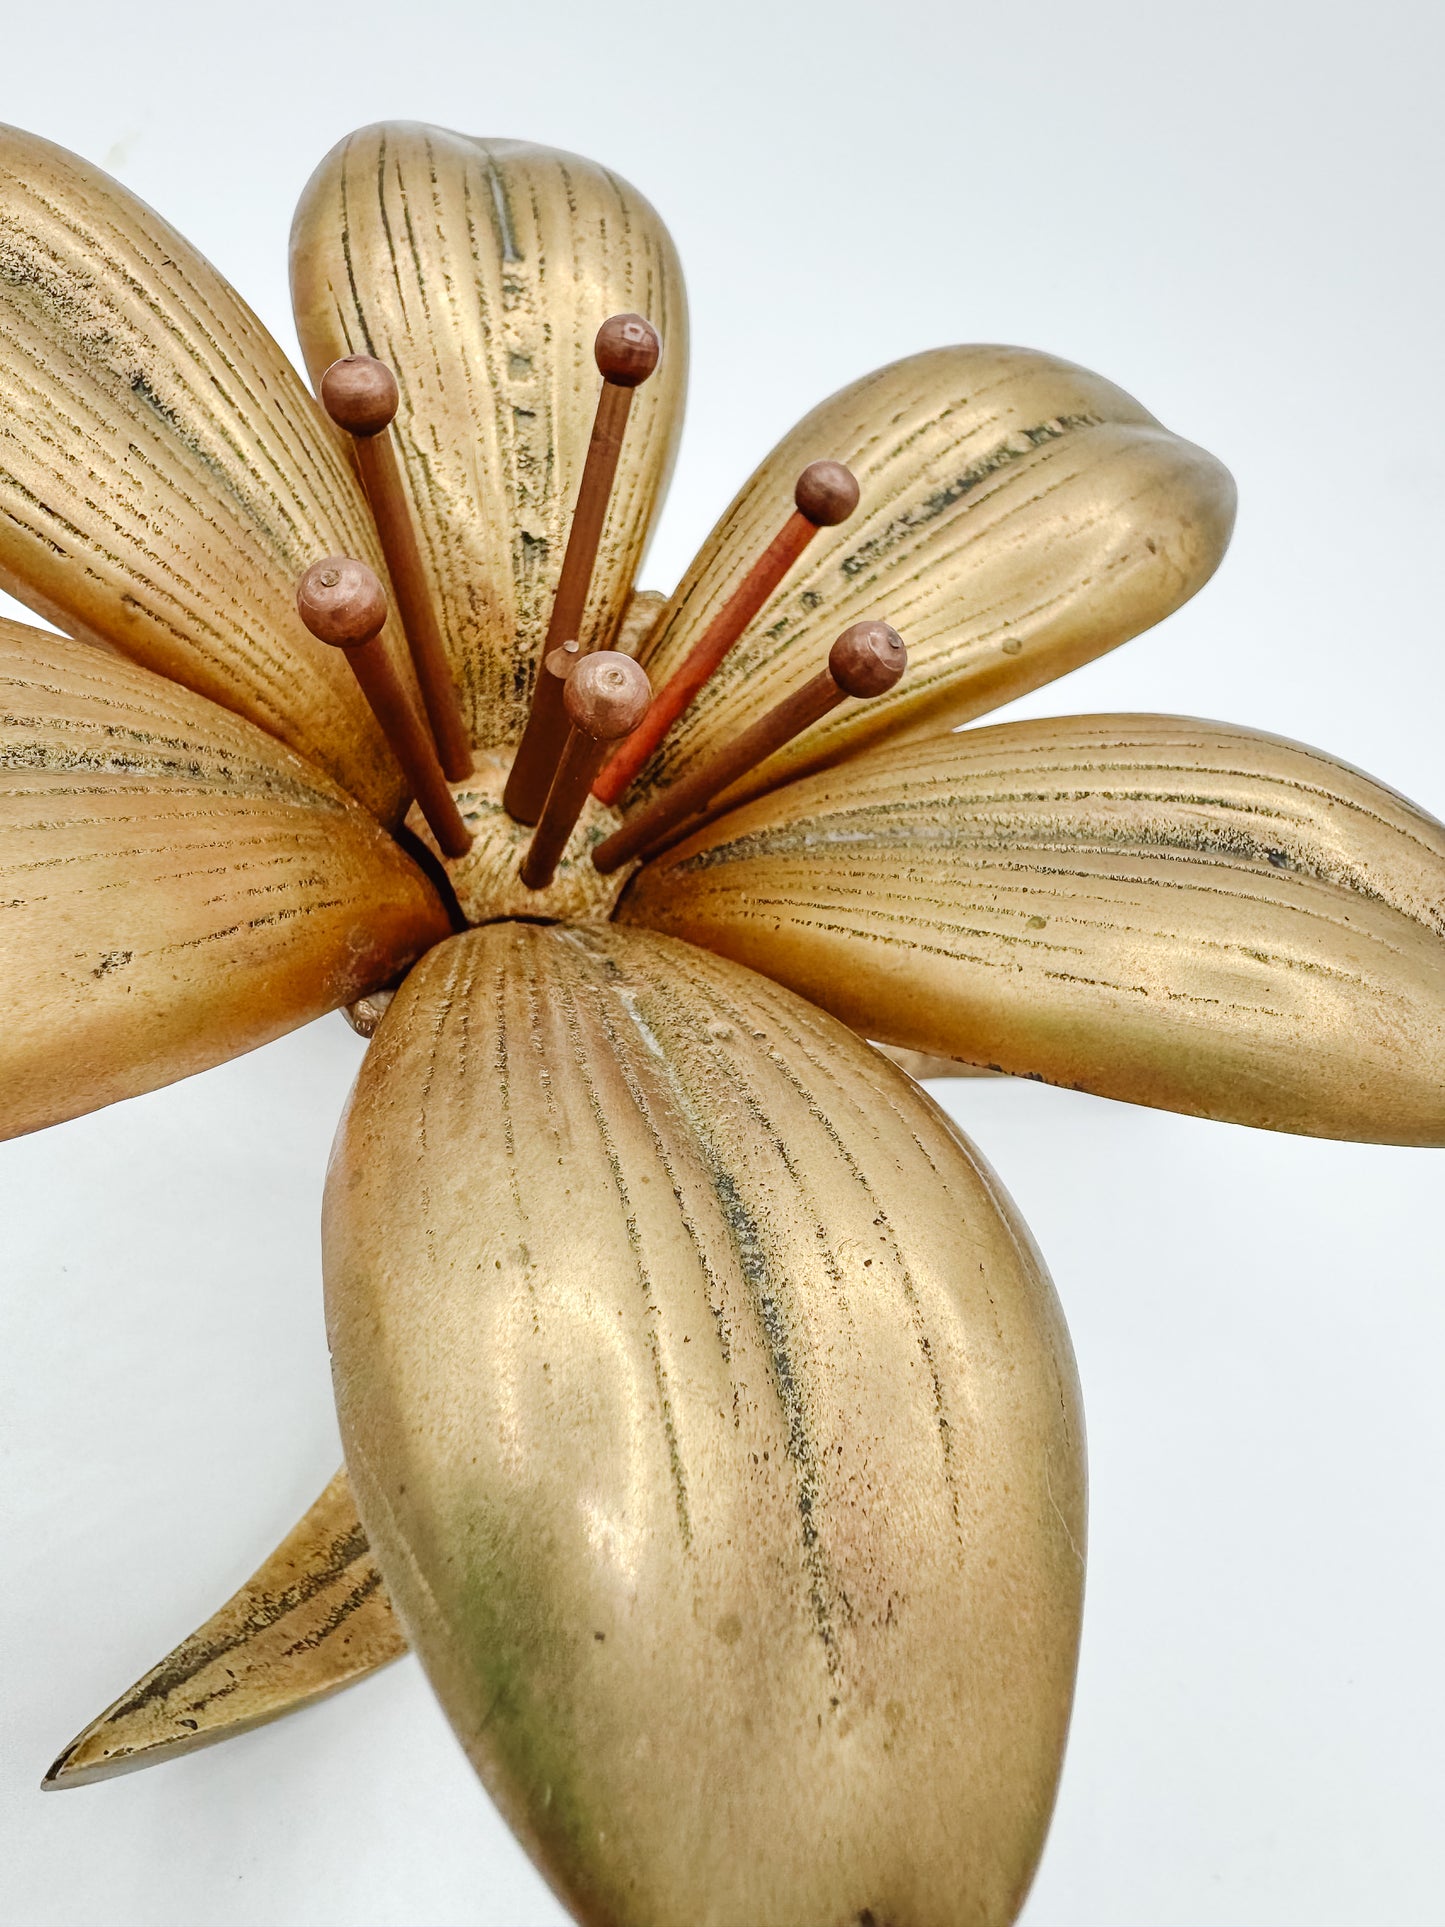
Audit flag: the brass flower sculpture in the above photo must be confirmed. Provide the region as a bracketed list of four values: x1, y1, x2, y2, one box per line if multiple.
[4, 120, 1442, 1926]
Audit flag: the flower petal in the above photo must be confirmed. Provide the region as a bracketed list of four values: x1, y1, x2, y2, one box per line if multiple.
[43, 1470, 404, 1788]
[324, 921, 1084, 1927]
[631, 346, 1234, 805]
[621, 715, 1445, 1144]
[0, 619, 448, 1139]
[874, 1042, 1000, 1080]
[0, 127, 416, 820]
[290, 124, 688, 752]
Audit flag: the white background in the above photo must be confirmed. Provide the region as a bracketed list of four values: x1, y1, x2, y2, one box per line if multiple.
[2, 1, 1442, 1920]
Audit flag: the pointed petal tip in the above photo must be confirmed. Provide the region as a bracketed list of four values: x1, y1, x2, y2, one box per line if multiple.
[41, 1719, 225, 1791]
[39, 1470, 407, 1790]
[40, 1743, 84, 1792]
[41, 1673, 388, 1790]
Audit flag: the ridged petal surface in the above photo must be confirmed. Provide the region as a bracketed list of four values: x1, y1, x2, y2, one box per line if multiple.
[631, 347, 1234, 806]
[44, 1471, 404, 1788]
[622, 715, 1445, 1144]
[290, 123, 688, 752]
[0, 125, 415, 820]
[0, 619, 447, 1138]
[324, 922, 1084, 1927]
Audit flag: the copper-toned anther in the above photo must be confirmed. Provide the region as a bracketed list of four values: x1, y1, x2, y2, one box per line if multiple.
[591, 620, 904, 874]
[519, 653, 652, 891]
[296, 556, 472, 859]
[319, 355, 473, 785]
[591, 459, 861, 809]
[504, 315, 663, 826]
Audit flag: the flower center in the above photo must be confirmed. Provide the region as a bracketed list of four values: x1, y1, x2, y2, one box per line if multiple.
[408, 750, 634, 928]
[298, 318, 910, 936]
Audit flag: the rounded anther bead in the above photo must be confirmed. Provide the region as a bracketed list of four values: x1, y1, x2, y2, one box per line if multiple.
[319, 355, 400, 436]
[594, 313, 661, 387]
[829, 620, 907, 698]
[564, 651, 653, 740]
[296, 556, 388, 648]
[794, 459, 860, 527]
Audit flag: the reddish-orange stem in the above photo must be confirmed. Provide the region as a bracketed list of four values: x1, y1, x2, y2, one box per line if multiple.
[591, 510, 817, 806]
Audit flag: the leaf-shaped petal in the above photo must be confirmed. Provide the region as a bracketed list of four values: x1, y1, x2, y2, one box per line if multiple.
[0, 619, 447, 1138]
[621, 715, 1445, 1144]
[324, 922, 1084, 1927]
[631, 347, 1234, 807]
[0, 126, 416, 819]
[290, 124, 688, 753]
[44, 1470, 404, 1788]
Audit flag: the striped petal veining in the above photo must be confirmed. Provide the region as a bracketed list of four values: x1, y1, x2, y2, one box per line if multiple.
[629, 346, 1234, 809]
[621, 714, 1445, 1143]
[290, 123, 687, 753]
[324, 921, 1084, 1927]
[45, 1470, 405, 1788]
[0, 125, 416, 820]
[0, 618, 447, 1139]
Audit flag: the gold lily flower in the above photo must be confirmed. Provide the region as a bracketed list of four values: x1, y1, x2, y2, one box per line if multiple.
[5, 117, 1443, 1927]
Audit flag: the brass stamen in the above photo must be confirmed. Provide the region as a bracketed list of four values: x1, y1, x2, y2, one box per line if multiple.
[319, 355, 474, 784]
[591, 620, 904, 874]
[520, 652, 652, 891]
[296, 557, 472, 859]
[505, 315, 662, 825]
[590, 459, 860, 808]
